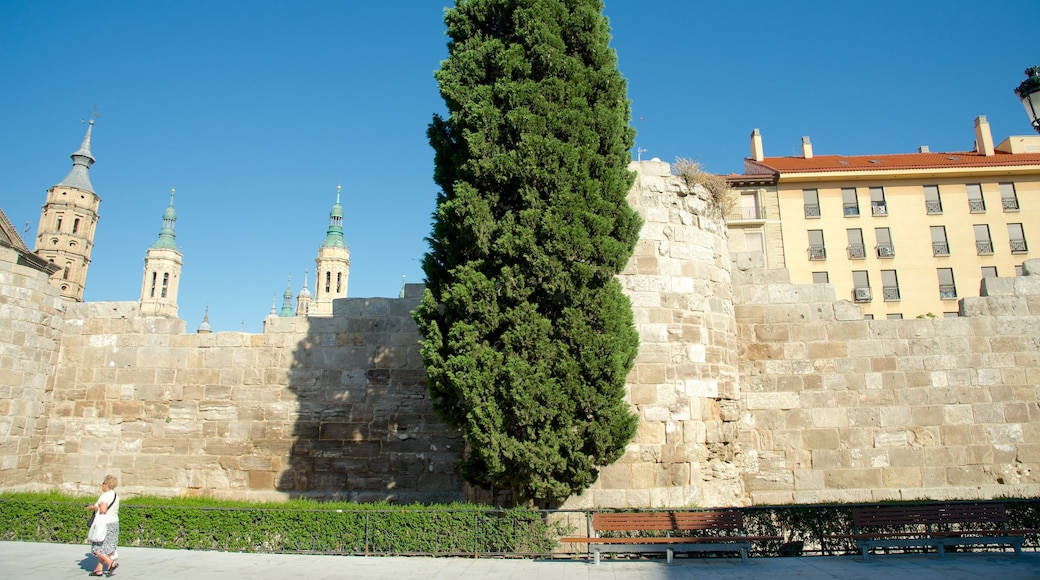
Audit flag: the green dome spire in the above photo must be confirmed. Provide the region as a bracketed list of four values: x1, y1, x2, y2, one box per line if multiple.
[279, 275, 294, 317]
[152, 188, 178, 249]
[323, 185, 346, 248]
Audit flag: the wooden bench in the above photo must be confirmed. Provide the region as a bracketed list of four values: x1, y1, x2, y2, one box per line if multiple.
[830, 503, 1034, 561]
[560, 510, 781, 565]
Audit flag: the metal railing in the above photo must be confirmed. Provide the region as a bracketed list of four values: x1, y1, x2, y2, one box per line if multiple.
[1002, 197, 1020, 211]
[1011, 239, 1029, 253]
[968, 200, 986, 213]
[882, 286, 900, 301]
[932, 242, 950, 256]
[939, 284, 958, 299]
[804, 204, 821, 218]
[808, 246, 826, 260]
[976, 240, 993, 255]
[871, 202, 887, 216]
[847, 244, 866, 259]
[925, 200, 942, 214]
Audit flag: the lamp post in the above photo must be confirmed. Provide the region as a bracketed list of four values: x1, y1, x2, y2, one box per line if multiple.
[1014, 66, 1040, 135]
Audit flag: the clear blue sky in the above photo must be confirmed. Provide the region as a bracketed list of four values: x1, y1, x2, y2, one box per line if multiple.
[2, 1, 1036, 332]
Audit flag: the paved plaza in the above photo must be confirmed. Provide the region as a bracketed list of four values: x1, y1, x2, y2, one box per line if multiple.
[2, 541, 1037, 579]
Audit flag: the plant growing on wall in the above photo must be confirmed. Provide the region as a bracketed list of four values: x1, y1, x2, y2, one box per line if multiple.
[414, 0, 641, 506]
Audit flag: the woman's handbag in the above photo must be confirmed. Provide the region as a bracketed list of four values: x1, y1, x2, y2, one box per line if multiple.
[87, 514, 107, 542]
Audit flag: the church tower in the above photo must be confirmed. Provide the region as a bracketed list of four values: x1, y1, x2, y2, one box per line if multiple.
[313, 186, 350, 316]
[34, 120, 101, 301]
[296, 270, 312, 316]
[138, 189, 183, 318]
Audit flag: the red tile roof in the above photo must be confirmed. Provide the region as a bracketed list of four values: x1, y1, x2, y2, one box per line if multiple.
[746, 151, 1040, 174]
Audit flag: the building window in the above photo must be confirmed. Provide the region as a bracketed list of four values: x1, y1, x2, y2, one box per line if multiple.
[842, 188, 859, 217]
[864, 314, 874, 320]
[1016, 264, 1025, 276]
[846, 228, 865, 259]
[744, 231, 764, 253]
[875, 227, 894, 258]
[740, 192, 762, 220]
[924, 185, 943, 214]
[869, 187, 887, 215]
[803, 189, 821, 218]
[150, 272, 157, 298]
[881, 270, 900, 301]
[63, 265, 70, 280]
[336, 272, 343, 293]
[930, 226, 950, 256]
[808, 230, 826, 260]
[943, 312, 959, 318]
[852, 270, 871, 302]
[938, 268, 957, 299]
[72, 218, 80, 234]
[981, 266, 998, 278]
[974, 224, 993, 255]
[886, 313, 903, 320]
[1000, 183, 1019, 211]
[161, 272, 169, 298]
[325, 271, 331, 293]
[1008, 223, 1028, 253]
[56, 217, 63, 231]
[812, 271, 829, 284]
[967, 183, 986, 213]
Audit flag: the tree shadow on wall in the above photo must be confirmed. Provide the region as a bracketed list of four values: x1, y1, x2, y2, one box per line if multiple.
[276, 286, 465, 503]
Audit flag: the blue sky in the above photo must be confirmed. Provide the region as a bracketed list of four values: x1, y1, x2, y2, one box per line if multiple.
[1, 1, 1036, 332]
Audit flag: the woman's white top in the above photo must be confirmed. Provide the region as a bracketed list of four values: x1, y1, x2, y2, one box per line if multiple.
[96, 490, 119, 522]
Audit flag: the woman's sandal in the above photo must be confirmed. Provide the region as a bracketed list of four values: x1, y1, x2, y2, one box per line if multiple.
[108, 562, 120, 575]
[89, 572, 104, 577]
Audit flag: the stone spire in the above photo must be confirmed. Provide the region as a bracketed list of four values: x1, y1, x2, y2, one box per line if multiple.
[313, 185, 351, 315]
[279, 276, 294, 317]
[197, 306, 212, 333]
[34, 119, 103, 301]
[296, 269, 312, 317]
[152, 189, 178, 249]
[139, 188, 183, 318]
[57, 119, 96, 194]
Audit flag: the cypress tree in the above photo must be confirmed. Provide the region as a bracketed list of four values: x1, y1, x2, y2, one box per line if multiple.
[414, 0, 641, 506]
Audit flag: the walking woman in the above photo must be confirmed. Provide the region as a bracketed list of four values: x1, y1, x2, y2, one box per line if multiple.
[86, 475, 120, 576]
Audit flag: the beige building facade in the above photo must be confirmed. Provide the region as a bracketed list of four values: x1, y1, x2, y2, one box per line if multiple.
[738, 117, 1039, 319]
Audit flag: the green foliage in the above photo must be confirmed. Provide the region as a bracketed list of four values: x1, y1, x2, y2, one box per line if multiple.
[416, 0, 641, 506]
[0, 493, 560, 554]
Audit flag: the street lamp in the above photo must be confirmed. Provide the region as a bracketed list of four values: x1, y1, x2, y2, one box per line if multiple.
[1014, 66, 1040, 135]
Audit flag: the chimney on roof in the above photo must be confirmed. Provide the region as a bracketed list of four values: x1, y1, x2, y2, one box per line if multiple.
[750, 128, 764, 161]
[918, 145, 930, 153]
[974, 115, 995, 156]
[801, 136, 813, 159]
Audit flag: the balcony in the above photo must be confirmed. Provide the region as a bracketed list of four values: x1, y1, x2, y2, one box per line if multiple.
[871, 202, 888, 216]
[804, 204, 821, 218]
[968, 200, 986, 213]
[932, 242, 950, 256]
[1010, 239, 1029, 253]
[976, 240, 993, 255]
[729, 206, 765, 222]
[939, 285, 958, 300]
[875, 243, 895, 258]
[1002, 198, 1020, 211]
[843, 204, 860, 217]
[925, 200, 943, 214]
[808, 246, 827, 260]
[882, 286, 901, 301]
[847, 244, 866, 259]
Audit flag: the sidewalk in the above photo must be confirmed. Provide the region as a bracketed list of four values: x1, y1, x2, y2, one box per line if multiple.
[3, 541, 1037, 579]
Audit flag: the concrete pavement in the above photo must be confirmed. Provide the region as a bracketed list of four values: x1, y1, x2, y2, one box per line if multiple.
[2, 541, 1037, 579]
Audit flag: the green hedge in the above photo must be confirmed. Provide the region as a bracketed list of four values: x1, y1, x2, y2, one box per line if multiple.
[0, 493, 561, 555]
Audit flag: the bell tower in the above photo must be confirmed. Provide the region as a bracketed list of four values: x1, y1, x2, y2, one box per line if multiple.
[139, 189, 183, 317]
[34, 119, 101, 301]
[313, 185, 351, 316]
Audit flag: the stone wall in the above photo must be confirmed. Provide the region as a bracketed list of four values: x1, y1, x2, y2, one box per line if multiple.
[0, 246, 65, 488]
[564, 160, 743, 508]
[37, 286, 465, 502]
[734, 257, 1040, 504]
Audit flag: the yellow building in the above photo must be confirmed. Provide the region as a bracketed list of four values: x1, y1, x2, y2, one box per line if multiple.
[733, 116, 1039, 319]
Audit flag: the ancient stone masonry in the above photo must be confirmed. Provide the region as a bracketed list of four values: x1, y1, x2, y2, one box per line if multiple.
[2, 160, 1038, 507]
[734, 256, 1040, 505]
[0, 246, 65, 488]
[31, 286, 464, 502]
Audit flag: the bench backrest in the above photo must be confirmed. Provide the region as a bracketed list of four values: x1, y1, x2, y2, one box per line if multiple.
[592, 510, 744, 533]
[852, 503, 1008, 529]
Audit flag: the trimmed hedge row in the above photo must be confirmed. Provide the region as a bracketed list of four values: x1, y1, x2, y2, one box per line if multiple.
[0, 493, 561, 555]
